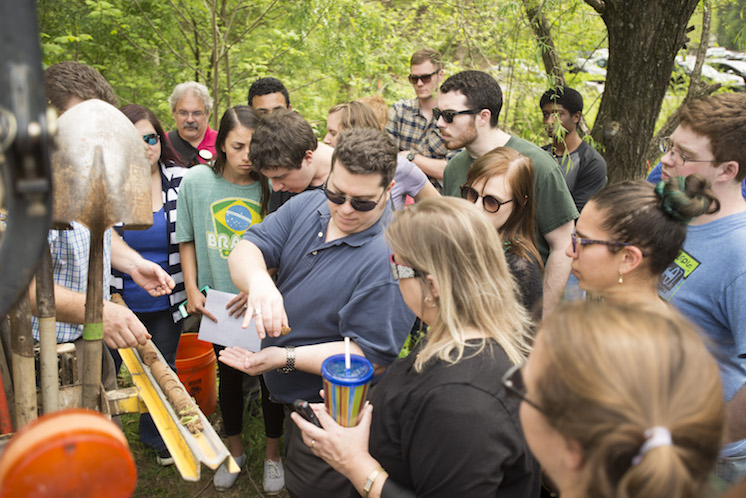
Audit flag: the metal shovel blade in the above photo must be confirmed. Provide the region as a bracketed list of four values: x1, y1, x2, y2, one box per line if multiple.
[51, 99, 151, 231]
[49, 99, 152, 409]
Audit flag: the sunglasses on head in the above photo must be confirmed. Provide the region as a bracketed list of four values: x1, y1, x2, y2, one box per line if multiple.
[460, 185, 513, 213]
[408, 70, 439, 85]
[432, 108, 480, 124]
[323, 182, 385, 212]
[143, 133, 159, 146]
[389, 254, 423, 280]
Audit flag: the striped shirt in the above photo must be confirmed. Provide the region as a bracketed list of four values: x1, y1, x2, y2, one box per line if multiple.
[111, 160, 187, 323]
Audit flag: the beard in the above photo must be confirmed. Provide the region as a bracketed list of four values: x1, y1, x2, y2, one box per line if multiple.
[442, 120, 478, 150]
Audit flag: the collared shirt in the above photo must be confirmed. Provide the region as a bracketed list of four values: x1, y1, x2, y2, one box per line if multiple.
[166, 127, 218, 168]
[33, 223, 113, 343]
[243, 190, 415, 404]
[385, 98, 459, 161]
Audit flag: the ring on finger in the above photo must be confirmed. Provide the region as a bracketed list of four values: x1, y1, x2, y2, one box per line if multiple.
[310, 439, 315, 449]
[252, 308, 262, 317]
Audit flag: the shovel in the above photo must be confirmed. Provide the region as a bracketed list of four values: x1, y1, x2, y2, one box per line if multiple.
[51, 99, 151, 410]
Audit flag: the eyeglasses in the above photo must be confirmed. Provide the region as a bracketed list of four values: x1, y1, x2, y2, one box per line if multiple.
[408, 70, 439, 85]
[143, 133, 159, 146]
[570, 230, 632, 253]
[323, 182, 386, 212]
[659, 137, 717, 168]
[460, 185, 513, 213]
[501, 362, 545, 413]
[389, 254, 423, 280]
[433, 108, 480, 124]
[176, 110, 206, 118]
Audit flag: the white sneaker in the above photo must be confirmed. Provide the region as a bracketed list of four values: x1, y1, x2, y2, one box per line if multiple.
[214, 453, 246, 491]
[263, 458, 285, 495]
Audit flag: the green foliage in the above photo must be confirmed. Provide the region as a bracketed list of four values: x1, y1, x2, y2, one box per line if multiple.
[716, 0, 746, 49]
[38, 0, 700, 148]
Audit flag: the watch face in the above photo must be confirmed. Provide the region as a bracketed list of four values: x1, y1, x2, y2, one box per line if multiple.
[407, 152, 415, 161]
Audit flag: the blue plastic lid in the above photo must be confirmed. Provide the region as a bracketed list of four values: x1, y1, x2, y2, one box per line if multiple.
[321, 354, 374, 386]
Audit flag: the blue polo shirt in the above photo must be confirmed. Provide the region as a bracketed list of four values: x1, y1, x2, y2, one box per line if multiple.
[243, 190, 415, 404]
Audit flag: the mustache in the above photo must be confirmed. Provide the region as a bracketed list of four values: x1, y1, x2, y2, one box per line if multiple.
[183, 122, 199, 130]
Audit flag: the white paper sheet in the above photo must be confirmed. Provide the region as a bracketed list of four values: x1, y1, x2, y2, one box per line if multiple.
[197, 289, 262, 352]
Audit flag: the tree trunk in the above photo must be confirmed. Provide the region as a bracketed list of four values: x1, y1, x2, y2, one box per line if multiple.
[585, 0, 700, 182]
[522, 0, 566, 88]
[644, 0, 719, 168]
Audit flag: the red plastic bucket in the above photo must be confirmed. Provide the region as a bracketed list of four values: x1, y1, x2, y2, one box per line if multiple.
[175, 333, 217, 416]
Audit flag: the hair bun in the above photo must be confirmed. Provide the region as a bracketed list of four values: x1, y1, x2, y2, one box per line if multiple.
[654, 175, 719, 224]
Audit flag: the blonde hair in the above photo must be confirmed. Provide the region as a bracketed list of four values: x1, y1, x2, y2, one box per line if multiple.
[385, 197, 532, 371]
[357, 95, 388, 130]
[328, 101, 381, 132]
[536, 301, 725, 498]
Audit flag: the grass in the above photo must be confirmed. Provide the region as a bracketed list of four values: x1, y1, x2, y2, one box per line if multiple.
[118, 369, 289, 497]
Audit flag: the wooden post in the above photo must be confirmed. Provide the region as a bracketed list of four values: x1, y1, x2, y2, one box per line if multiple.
[36, 244, 59, 413]
[10, 295, 37, 428]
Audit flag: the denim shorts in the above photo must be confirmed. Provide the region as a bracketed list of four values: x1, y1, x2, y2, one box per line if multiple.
[716, 451, 746, 484]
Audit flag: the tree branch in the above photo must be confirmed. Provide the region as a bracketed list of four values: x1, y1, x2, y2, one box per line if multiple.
[522, 0, 566, 87]
[132, 0, 201, 77]
[262, 2, 328, 70]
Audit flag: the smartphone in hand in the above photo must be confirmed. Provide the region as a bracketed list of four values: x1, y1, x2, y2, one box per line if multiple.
[178, 285, 210, 318]
[293, 399, 322, 428]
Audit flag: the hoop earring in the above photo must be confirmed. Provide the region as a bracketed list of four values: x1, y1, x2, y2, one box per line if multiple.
[424, 296, 437, 308]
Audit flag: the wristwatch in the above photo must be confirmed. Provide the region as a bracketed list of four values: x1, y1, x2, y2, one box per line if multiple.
[406, 151, 416, 162]
[278, 346, 295, 374]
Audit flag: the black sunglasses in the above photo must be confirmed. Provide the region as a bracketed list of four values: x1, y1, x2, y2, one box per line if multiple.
[143, 133, 160, 146]
[408, 70, 439, 85]
[432, 108, 480, 124]
[501, 362, 545, 413]
[460, 185, 513, 213]
[323, 182, 386, 212]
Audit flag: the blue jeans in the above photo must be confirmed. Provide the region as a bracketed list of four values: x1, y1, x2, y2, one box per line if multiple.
[716, 448, 746, 484]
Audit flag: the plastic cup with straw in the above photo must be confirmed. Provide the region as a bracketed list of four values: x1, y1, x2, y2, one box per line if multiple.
[321, 338, 374, 427]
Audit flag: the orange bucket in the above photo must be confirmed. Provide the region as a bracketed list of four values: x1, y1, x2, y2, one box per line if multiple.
[0, 409, 136, 497]
[175, 333, 217, 416]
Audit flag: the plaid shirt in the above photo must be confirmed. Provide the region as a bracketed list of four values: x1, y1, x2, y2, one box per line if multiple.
[385, 98, 460, 160]
[33, 223, 112, 343]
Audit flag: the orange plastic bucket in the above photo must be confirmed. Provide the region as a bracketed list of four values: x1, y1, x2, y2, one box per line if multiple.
[175, 333, 217, 416]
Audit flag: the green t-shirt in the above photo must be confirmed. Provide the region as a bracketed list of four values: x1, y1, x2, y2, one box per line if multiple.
[175, 164, 264, 293]
[442, 136, 578, 262]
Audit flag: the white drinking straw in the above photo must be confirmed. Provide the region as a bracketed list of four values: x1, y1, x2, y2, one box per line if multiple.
[344, 336, 351, 370]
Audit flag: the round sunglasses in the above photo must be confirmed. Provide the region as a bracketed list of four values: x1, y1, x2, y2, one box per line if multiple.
[460, 185, 513, 213]
[143, 133, 160, 146]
